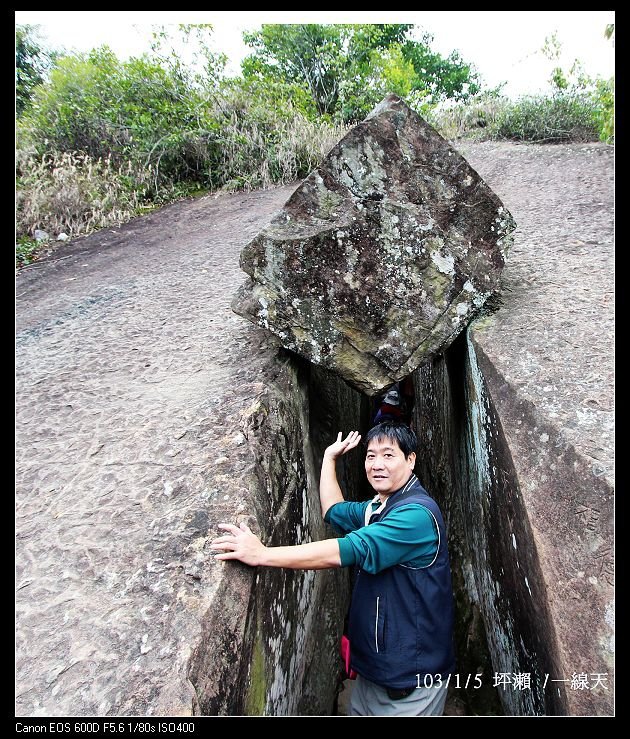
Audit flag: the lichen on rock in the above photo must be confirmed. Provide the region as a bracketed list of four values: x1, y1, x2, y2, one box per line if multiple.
[233, 93, 516, 395]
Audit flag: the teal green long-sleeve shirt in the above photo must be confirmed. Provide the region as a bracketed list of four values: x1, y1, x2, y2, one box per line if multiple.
[324, 497, 438, 575]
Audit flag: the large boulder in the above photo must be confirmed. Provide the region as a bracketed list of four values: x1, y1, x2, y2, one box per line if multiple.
[233, 94, 516, 395]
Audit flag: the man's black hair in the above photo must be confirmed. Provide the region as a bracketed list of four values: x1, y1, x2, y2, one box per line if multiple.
[365, 421, 417, 459]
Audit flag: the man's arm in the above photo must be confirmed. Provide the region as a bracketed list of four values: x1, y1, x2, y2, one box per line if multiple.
[319, 431, 361, 518]
[211, 522, 341, 569]
[211, 431, 361, 570]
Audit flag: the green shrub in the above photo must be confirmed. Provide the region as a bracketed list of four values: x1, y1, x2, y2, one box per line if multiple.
[17, 45, 348, 194]
[19, 47, 210, 187]
[591, 77, 614, 143]
[208, 79, 350, 191]
[427, 80, 614, 146]
[15, 64, 349, 264]
[489, 92, 600, 143]
[15, 237, 41, 269]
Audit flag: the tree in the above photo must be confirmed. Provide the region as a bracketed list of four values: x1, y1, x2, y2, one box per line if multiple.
[242, 24, 356, 117]
[401, 35, 480, 102]
[241, 24, 481, 122]
[16, 24, 57, 115]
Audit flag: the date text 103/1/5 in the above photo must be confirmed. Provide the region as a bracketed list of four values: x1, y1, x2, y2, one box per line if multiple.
[417, 674, 483, 689]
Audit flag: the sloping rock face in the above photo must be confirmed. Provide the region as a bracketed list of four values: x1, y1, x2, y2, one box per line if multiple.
[233, 94, 516, 395]
[187, 347, 367, 716]
[15, 186, 361, 717]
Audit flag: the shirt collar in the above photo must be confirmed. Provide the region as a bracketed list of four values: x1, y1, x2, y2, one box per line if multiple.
[368, 472, 415, 517]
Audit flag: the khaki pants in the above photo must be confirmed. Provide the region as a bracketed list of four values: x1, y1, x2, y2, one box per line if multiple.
[350, 674, 448, 716]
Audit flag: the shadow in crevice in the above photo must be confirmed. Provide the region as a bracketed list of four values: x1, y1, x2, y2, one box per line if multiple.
[411, 332, 503, 715]
[300, 359, 373, 505]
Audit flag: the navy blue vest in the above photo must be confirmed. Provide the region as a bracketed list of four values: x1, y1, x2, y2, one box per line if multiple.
[347, 475, 456, 689]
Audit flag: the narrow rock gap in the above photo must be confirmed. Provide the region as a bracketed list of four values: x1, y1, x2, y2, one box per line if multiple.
[274, 326, 566, 716]
[412, 331, 504, 715]
[291, 344, 502, 715]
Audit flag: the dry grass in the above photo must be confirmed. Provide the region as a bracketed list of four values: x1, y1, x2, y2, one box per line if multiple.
[427, 95, 509, 141]
[212, 105, 351, 192]
[16, 112, 350, 246]
[15, 149, 164, 241]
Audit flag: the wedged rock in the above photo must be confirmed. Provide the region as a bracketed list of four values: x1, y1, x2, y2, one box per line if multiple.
[233, 94, 516, 395]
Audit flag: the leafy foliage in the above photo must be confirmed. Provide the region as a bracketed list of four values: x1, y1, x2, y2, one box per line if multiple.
[241, 24, 481, 122]
[591, 76, 614, 143]
[401, 36, 480, 102]
[15, 24, 58, 115]
[430, 88, 608, 145]
[242, 24, 353, 117]
[427, 91, 509, 141]
[15, 27, 348, 252]
[20, 45, 218, 189]
[16, 236, 41, 269]
[538, 30, 614, 143]
[430, 26, 614, 145]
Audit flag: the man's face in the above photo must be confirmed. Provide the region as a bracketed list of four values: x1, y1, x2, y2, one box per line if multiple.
[365, 436, 416, 496]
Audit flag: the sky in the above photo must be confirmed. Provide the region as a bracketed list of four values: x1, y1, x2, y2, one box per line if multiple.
[15, 11, 615, 100]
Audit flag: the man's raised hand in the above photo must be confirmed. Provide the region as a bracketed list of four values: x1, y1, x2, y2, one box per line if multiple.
[324, 431, 362, 461]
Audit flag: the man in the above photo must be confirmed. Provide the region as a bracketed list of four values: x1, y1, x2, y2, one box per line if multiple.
[211, 421, 455, 716]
